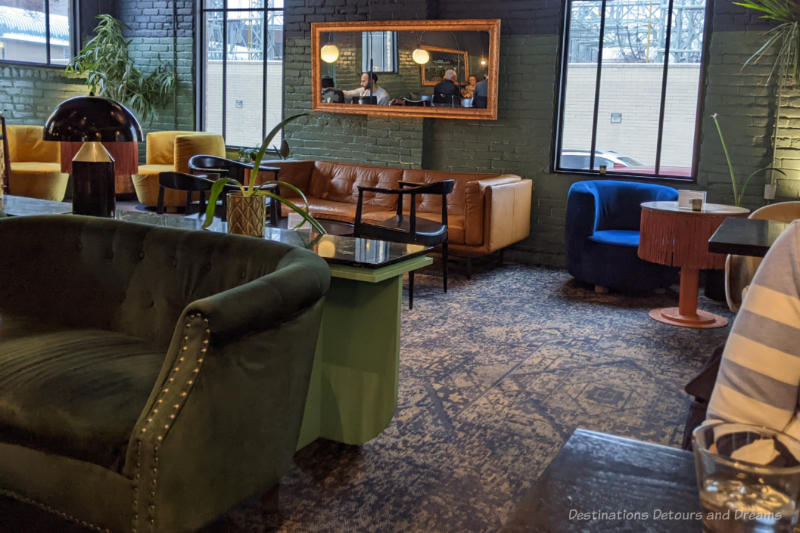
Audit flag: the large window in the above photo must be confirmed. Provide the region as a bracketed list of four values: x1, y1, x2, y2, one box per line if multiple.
[361, 31, 398, 73]
[554, 0, 709, 179]
[199, 0, 284, 148]
[0, 0, 75, 66]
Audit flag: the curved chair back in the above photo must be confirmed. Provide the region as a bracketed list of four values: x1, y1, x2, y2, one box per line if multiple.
[565, 179, 678, 292]
[174, 133, 226, 174]
[725, 201, 800, 312]
[6, 125, 60, 163]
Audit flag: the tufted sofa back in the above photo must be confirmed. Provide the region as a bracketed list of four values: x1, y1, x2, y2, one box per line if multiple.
[0, 215, 325, 347]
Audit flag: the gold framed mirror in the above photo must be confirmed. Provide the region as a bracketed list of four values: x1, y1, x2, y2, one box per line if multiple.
[311, 19, 500, 120]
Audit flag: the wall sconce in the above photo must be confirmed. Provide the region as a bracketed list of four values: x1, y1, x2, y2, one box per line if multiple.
[412, 48, 430, 65]
[480, 57, 487, 66]
[321, 44, 340, 63]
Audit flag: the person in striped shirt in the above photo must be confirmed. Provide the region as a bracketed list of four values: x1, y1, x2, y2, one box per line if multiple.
[707, 220, 800, 448]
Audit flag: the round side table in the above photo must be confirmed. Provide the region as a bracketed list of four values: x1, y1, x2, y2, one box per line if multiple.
[638, 201, 749, 328]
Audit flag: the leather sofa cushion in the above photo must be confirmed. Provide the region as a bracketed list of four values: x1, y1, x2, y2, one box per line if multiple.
[280, 196, 386, 222]
[310, 161, 402, 208]
[0, 319, 161, 471]
[267, 160, 315, 193]
[402, 169, 494, 217]
[360, 211, 466, 245]
[588, 229, 640, 247]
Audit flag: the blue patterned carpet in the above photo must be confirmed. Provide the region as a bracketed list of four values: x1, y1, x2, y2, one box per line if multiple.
[0, 264, 732, 532]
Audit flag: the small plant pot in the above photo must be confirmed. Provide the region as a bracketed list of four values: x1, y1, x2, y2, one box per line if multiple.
[226, 193, 266, 237]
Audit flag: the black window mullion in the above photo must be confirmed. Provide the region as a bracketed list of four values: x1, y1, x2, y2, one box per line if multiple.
[44, 0, 51, 64]
[588, 0, 607, 172]
[654, 0, 675, 176]
[222, 9, 227, 140]
[553, 0, 573, 171]
[262, 7, 268, 140]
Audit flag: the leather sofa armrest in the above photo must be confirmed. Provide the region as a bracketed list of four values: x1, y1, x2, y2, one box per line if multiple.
[481, 178, 532, 252]
[462, 175, 528, 247]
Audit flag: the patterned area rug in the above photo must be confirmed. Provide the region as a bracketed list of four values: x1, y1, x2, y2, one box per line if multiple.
[0, 264, 732, 532]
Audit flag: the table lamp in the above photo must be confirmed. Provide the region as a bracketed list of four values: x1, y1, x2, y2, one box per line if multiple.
[43, 96, 142, 217]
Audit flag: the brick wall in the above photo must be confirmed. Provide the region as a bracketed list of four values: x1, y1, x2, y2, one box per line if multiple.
[116, 0, 195, 143]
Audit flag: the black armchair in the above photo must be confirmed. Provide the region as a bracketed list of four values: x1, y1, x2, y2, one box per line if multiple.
[354, 179, 455, 309]
[187, 155, 281, 225]
[157, 171, 216, 215]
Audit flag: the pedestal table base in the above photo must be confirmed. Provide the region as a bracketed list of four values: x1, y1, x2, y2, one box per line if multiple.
[648, 266, 728, 329]
[648, 307, 727, 328]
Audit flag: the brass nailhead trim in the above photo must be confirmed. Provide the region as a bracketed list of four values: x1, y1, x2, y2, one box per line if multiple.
[0, 488, 110, 533]
[134, 312, 211, 532]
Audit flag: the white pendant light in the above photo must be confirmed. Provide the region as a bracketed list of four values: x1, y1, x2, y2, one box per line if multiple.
[321, 44, 340, 63]
[412, 48, 430, 65]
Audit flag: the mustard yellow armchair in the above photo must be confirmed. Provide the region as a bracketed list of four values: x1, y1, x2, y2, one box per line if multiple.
[6, 125, 69, 201]
[132, 131, 225, 208]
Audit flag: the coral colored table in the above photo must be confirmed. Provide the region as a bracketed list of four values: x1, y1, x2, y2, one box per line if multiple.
[638, 201, 749, 328]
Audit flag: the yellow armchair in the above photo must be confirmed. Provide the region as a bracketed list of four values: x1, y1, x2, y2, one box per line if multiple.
[132, 131, 226, 208]
[6, 125, 69, 201]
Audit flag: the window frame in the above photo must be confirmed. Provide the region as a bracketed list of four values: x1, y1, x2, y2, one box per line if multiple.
[552, 0, 714, 182]
[0, 0, 78, 68]
[360, 31, 399, 74]
[195, 0, 285, 148]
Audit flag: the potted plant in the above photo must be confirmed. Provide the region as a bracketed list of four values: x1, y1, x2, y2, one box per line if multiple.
[733, 0, 799, 194]
[711, 113, 785, 207]
[202, 113, 327, 236]
[66, 15, 175, 123]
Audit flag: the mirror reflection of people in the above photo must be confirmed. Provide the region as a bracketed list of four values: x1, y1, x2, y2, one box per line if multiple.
[461, 75, 478, 99]
[433, 69, 461, 107]
[321, 76, 344, 104]
[473, 74, 488, 109]
[342, 72, 390, 106]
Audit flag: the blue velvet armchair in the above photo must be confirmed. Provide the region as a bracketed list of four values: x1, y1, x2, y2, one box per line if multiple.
[565, 180, 679, 292]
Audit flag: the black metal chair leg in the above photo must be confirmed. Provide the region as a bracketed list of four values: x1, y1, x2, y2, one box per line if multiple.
[156, 187, 165, 214]
[442, 242, 448, 292]
[409, 270, 414, 310]
[466, 257, 473, 280]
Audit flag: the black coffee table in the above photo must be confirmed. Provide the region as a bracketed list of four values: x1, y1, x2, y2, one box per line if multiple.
[708, 217, 790, 257]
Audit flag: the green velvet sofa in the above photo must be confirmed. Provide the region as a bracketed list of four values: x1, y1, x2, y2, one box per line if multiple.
[0, 215, 330, 532]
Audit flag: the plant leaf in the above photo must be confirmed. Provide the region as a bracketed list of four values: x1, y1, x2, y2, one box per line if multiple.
[248, 113, 309, 192]
[203, 177, 244, 228]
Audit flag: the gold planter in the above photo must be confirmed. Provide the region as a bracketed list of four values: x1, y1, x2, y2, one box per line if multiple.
[226, 193, 266, 237]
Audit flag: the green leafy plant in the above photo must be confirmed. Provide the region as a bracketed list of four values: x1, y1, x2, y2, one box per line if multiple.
[711, 113, 786, 206]
[203, 113, 326, 234]
[66, 15, 175, 123]
[734, 0, 799, 83]
[733, 1, 799, 185]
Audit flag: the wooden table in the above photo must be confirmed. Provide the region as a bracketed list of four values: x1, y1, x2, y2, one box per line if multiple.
[503, 429, 703, 532]
[708, 217, 790, 257]
[638, 201, 749, 328]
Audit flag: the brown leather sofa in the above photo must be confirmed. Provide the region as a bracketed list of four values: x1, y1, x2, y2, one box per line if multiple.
[268, 160, 532, 256]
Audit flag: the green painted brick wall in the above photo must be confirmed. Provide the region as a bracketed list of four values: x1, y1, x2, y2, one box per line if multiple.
[0, 65, 86, 125]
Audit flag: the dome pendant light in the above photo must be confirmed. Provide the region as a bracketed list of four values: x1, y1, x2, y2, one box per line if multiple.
[321, 44, 340, 63]
[412, 48, 430, 65]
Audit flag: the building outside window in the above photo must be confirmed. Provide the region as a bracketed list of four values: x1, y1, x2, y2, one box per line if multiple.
[0, 0, 75, 66]
[554, 0, 709, 179]
[199, 0, 284, 149]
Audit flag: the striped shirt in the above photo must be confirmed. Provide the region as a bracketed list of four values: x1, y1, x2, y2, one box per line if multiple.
[707, 220, 800, 441]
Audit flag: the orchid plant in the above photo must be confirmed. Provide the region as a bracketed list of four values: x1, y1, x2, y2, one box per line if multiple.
[202, 113, 327, 234]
